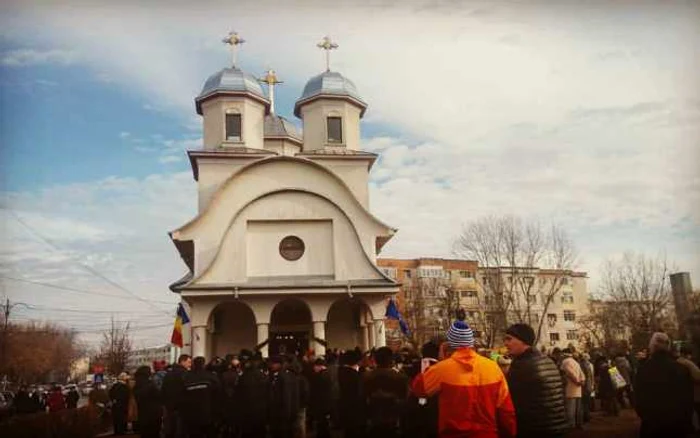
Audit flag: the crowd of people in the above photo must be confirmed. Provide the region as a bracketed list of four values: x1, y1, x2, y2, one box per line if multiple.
[86, 316, 698, 438]
[12, 384, 80, 414]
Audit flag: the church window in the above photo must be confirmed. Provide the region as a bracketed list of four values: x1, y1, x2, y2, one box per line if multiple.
[327, 116, 342, 143]
[279, 236, 305, 261]
[225, 113, 242, 141]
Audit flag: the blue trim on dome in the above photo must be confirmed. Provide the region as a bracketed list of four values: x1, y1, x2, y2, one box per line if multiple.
[195, 67, 270, 114]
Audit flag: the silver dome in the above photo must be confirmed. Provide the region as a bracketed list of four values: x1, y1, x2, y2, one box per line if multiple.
[195, 67, 268, 114]
[294, 71, 367, 117]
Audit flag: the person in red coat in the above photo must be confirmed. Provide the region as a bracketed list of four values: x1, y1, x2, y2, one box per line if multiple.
[47, 386, 66, 412]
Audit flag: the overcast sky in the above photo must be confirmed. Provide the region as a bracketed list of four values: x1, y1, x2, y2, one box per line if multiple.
[1, 1, 698, 347]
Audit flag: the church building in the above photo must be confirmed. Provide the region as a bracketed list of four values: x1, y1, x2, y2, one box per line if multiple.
[168, 34, 399, 359]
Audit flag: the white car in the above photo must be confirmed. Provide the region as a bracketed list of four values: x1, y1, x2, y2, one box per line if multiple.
[62, 384, 78, 396]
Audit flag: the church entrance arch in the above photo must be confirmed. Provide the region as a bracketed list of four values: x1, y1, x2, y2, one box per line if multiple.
[326, 297, 372, 351]
[270, 298, 312, 356]
[210, 301, 257, 358]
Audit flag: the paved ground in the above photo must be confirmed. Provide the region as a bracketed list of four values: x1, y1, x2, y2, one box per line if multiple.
[570, 408, 640, 438]
[107, 409, 642, 438]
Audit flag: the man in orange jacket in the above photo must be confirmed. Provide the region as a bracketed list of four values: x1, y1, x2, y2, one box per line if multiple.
[411, 312, 517, 438]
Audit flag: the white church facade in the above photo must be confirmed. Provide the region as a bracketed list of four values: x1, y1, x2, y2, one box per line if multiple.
[168, 34, 399, 359]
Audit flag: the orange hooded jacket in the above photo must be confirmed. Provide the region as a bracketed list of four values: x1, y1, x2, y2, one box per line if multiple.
[411, 348, 517, 438]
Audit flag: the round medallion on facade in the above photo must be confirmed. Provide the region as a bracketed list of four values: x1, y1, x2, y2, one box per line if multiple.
[279, 236, 305, 261]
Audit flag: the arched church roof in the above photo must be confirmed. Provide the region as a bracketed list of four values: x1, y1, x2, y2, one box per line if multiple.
[195, 67, 269, 114]
[294, 71, 367, 117]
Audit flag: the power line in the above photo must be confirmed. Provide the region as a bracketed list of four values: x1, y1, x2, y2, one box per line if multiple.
[19, 303, 171, 315]
[0, 275, 175, 305]
[2, 208, 174, 316]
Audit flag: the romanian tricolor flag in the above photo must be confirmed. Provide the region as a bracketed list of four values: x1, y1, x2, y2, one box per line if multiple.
[170, 303, 190, 347]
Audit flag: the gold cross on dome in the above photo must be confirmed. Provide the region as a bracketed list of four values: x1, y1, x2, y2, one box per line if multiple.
[259, 69, 283, 114]
[222, 31, 246, 67]
[316, 36, 338, 72]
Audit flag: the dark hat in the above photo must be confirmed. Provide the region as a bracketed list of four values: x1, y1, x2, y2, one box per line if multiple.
[505, 323, 536, 346]
[269, 355, 284, 364]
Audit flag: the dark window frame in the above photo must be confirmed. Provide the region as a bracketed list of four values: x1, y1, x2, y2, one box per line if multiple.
[326, 116, 343, 143]
[225, 113, 242, 141]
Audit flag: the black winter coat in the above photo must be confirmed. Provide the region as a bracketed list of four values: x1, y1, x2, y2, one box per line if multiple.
[161, 364, 187, 411]
[337, 366, 364, 428]
[268, 369, 299, 425]
[238, 365, 269, 425]
[182, 369, 221, 427]
[309, 368, 333, 417]
[134, 380, 162, 437]
[507, 348, 568, 438]
[634, 350, 693, 438]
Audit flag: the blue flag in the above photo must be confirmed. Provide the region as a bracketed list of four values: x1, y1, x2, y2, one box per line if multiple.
[385, 298, 410, 336]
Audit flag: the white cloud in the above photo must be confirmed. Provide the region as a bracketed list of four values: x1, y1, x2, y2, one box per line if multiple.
[119, 131, 130, 139]
[158, 155, 183, 164]
[1, 48, 78, 67]
[0, 2, 698, 335]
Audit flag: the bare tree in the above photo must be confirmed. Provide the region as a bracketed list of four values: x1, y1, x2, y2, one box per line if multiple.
[99, 317, 132, 375]
[2, 321, 82, 383]
[453, 215, 577, 345]
[600, 252, 675, 350]
[402, 277, 449, 346]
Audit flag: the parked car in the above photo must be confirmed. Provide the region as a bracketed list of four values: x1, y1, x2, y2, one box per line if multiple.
[62, 384, 78, 396]
[0, 391, 13, 420]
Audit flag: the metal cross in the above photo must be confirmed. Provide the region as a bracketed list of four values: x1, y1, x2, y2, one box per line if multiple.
[222, 31, 246, 67]
[316, 36, 338, 72]
[259, 69, 283, 114]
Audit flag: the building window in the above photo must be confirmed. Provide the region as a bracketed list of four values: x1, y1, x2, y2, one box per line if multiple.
[563, 310, 576, 322]
[460, 290, 477, 298]
[527, 294, 537, 304]
[547, 313, 557, 326]
[225, 113, 242, 141]
[561, 291, 574, 304]
[523, 276, 535, 288]
[550, 332, 560, 342]
[561, 277, 569, 286]
[279, 236, 305, 261]
[459, 270, 473, 278]
[403, 269, 412, 279]
[327, 116, 342, 143]
[566, 330, 578, 341]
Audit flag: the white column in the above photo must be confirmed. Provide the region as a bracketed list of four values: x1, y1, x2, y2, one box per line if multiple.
[360, 325, 369, 352]
[257, 323, 269, 358]
[313, 321, 326, 357]
[192, 326, 208, 359]
[374, 319, 386, 348]
[367, 321, 376, 349]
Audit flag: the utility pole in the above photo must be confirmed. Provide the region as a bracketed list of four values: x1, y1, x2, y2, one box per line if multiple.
[1, 297, 29, 388]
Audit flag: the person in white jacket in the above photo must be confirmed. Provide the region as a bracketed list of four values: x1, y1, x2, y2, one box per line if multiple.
[561, 347, 586, 429]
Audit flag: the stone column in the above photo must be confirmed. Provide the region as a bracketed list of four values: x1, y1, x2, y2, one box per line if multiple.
[374, 319, 386, 348]
[192, 325, 208, 359]
[367, 321, 376, 349]
[313, 321, 326, 357]
[360, 325, 369, 352]
[257, 323, 269, 358]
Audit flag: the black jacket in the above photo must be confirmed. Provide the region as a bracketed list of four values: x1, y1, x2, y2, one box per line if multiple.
[238, 364, 269, 425]
[308, 368, 333, 417]
[337, 366, 364, 427]
[507, 348, 568, 438]
[634, 350, 693, 437]
[361, 367, 408, 427]
[109, 382, 130, 413]
[268, 369, 299, 425]
[161, 364, 187, 411]
[134, 380, 162, 429]
[182, 369, 221, 427]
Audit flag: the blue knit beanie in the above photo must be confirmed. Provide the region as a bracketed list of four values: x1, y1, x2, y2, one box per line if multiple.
[446, 316, 475, 349]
